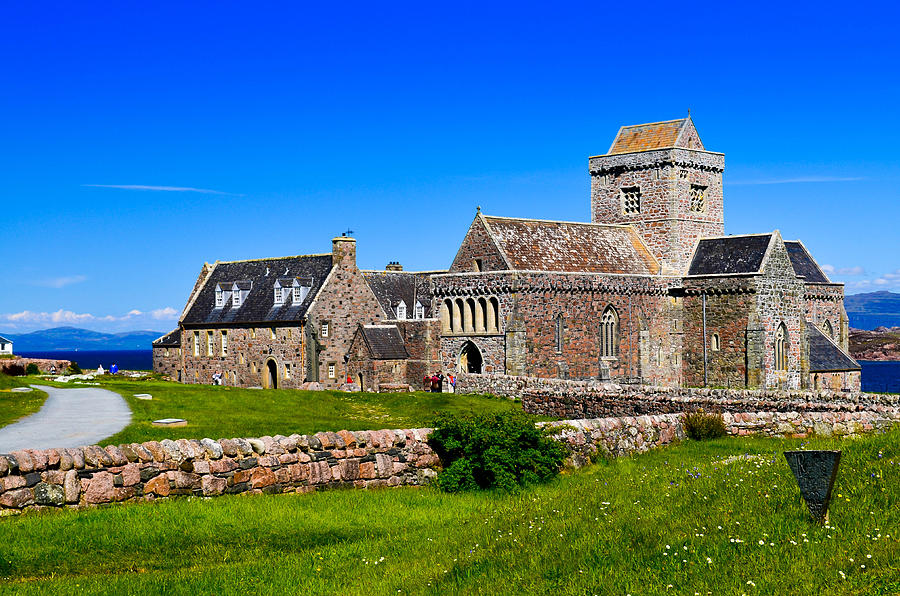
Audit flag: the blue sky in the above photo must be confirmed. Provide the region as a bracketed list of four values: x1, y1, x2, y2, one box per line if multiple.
[2, 1, 898, 334]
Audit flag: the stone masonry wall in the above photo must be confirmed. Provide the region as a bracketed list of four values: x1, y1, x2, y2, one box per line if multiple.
[804, 285, 850, 352]
[2, 409, 897, 513]
[151, 347, 180, 380]
[448, 215, 509, 273]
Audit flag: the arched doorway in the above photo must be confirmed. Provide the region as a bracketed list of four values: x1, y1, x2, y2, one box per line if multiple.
[265, 359, 278, 389]
[357, 373, 364, 390]
[458, 341, 483, 374]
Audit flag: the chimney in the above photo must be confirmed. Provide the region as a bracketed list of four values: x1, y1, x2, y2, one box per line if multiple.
[332, 236, 357, 270]
[385, 261, 403, 271]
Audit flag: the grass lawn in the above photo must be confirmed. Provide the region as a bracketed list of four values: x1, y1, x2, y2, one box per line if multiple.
[71, 377, 524, 445]
[1, 428, 897, 594]
[0, 375, 48, 430]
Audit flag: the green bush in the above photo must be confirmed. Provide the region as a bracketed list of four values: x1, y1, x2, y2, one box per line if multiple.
[66, 361, 83, 375]
[25, 363, 40, 376]
[428, 411, 568, 492]
[682, 408, 727, 440]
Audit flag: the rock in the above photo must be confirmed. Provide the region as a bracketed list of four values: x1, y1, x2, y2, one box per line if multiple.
[10, 451, 33, 473]
[144, 475, 170, 496]
[105, 446, 128, 466]
[84, 472, 115, 504]
[121, 464, 141, 486]
[218, 439, 238, 457]
[0, 456, 7, 476]
[201, 438, 224, 459]
[246, 438, 265, 454]
[234, 438, 253, 456]
[339, 383, 361, 392]
[0, 488, 33, 508]
[201, 475, 226, 496]
[34, 482, 65, 506]
[160, 440, 185, 462]
[250, 468, 277, 489]
[64, 470, 80, 503]
[0, 475, 26, 491]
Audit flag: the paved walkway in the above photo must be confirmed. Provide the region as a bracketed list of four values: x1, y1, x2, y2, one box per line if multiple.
[0, 385, 131, 453]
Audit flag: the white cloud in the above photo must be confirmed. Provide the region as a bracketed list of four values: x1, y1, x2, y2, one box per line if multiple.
[837, 266, 865, 276]
[821, 264, 835, 274]
[32, 275, 88, 289]
[726, 176, 863, 186]
[0, 307, 179, 333]
[83, 184, 239, 196]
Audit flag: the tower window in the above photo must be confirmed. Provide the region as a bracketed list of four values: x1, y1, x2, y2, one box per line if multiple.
[621, 187, 641, 214]
[690, 185, 707, 212]
[600, 307, 619, 358]
[473, 258, 483, 272]
[679, 169, 689, 180]
[711, 333, 720, 351]
[555, 314, 564, 354]
[774, 323, 788, 371]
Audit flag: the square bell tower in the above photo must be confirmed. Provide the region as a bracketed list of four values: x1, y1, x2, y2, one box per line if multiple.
[589, 116, 725, 275]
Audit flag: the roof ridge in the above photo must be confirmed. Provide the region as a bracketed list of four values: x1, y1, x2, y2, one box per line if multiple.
[218, 253, 331, 264]
[483, 214, 634, 229]
[697, 232, 774, 241]
[619, 117, 688, 129]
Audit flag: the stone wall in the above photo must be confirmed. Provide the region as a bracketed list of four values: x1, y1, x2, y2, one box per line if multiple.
[455, 373, 896, 417]
[151, 347, 180, 380]
[0, 428, 438, 512]
[0, 358, 71, 375]
[2, 407, 897, 512]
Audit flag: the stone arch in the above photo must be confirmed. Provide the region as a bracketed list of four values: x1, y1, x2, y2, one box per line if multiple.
[774, 323, 788, 371]
[476, 297, 487, 333]
[489, 297, 499, 333]
[600, 306, 619, 358]
[440, 300, 452, 333]
[264, 358, 279, 389]
[823, 319, 834, 339]
[458, 341, 483, 374]
[453, 298, 464, 333]
[464, 298, 476, 333]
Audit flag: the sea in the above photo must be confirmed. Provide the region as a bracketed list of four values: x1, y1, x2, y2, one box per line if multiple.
[17, 350, 153, 372]
[14, 351, 900, 393]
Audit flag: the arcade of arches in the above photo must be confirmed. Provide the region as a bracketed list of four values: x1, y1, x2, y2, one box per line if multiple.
[440, 297, 500, 334]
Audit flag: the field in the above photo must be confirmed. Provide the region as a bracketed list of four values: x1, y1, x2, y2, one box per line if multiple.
[43, 377, 523, 445]
[1, 428, 897, 594]
[0, 375, 47, 429]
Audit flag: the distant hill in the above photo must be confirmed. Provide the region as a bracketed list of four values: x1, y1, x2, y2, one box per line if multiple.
[2, 327, 164, 351]
[845, 291, 900, 330]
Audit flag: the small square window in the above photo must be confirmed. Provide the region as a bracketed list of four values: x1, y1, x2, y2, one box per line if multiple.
[690, 184, 707, 213]
[284, 363, 291, 379]
[327, 363, 336, 379]
[621, 187, 641, 214]
[321, 321, 329, 338]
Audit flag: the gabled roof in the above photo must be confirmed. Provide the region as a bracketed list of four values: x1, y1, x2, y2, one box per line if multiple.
[363, 270, 437, 318]
[479, 215, 660, 275]
[687, 234, 773, 276]
[181, 254, 333, 326]
[607, 117, 704, 155]
[784, 241, 831, 284]
[0, 335, 11, 344]
[153, 329, 180, 347]
[807, 322, 860, 372]
[358, 325, 409, 360]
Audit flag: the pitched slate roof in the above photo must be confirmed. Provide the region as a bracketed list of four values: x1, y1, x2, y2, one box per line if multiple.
[0, 335, 11, 344]
[359, 325, 409, 360]
[363, 271, 438, 319]
[607, 118, 702, 155]
[480, 215, 660, 275]
[153, 329, 181, 347]
[807, 322, 860, 372]
[785, 241, 831, 284]
[181, 255, 333, 326]
[687, 234, 773, 276]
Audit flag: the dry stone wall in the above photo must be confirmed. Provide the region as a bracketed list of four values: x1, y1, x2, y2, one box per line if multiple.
[1, 408, 897, 512]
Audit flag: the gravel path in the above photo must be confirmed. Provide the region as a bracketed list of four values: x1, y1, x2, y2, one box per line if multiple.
[0, 385, 131, 452]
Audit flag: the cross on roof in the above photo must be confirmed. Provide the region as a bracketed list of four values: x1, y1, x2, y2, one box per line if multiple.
[342, 228, 354, 237]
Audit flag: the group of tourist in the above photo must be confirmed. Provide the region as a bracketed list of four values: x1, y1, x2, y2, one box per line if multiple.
[96, 363, 119, 375]
[424, 373, 455, 393]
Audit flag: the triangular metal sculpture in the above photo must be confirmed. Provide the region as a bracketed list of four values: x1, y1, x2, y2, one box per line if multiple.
[784, 450, 841, 523]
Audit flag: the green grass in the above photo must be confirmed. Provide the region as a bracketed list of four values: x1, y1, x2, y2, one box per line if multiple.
[79, 377, 523, 445]
[0, 374, 47, 429]
[1, 428, 897, 594]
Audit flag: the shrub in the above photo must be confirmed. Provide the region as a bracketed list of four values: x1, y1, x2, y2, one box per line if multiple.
[428, 411, 568, 492]
[682, 408, 727, 440]
[1, 363, 25, 376]
[25, 363, 40, 376]
[66, 362, 83, 375]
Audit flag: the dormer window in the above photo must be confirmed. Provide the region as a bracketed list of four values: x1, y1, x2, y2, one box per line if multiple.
[291, 278, 311, 304]
[232, 291, 241, 307]
[414, 301, 424, 320]
[274, 286, 284, 305]
[215, 288, 224, 308]
[396, 300, 407, 320]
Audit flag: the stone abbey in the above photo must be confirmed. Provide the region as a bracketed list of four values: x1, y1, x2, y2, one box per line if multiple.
[154, 117, 860, 391]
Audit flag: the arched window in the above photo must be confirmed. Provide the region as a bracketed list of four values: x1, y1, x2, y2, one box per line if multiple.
[823, 320, 834, 339]
[555, 314, 564, 353]
[600, 307, 619, 358]
[489, 297, 500, 333]
[711, 333, 720, 352]
[774, 323, 788, 371]
[476, 297, 487, 333]
[440, 300, 451, 333]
